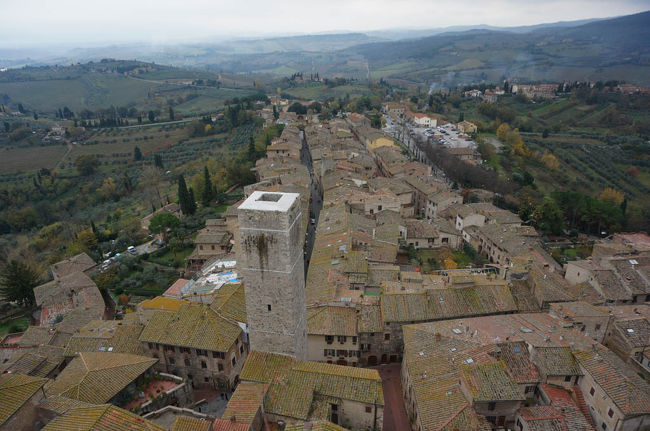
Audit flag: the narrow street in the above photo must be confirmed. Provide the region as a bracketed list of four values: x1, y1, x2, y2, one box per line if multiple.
[371, 364, 410, 431]
[300, 129, 322, 276]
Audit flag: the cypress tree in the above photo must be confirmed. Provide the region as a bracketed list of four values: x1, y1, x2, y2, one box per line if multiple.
[178, 175, 192, 215]
[188, 187, 197, 215]
[201, 166, 214, 207]
[248, 136, 256, 161]
[124, 172, 133, 193]
[154, 154, 164, 169]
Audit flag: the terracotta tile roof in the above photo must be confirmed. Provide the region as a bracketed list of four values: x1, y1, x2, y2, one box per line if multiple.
[45, 352, 157, 404]
[358, 304, 383, 333]
[222, 381, 267, 423]
[17, 326, 55, 346]
[241, 352, 382, 422]
[285, 421, 349, 431]
[574, 346, 650, 416]
[539, 384, 594, 430]
[533, 347, 580, 377]
[163, 279, 190, 298]
[42, 404, 164, 431]
[54, 307, 104, 334]
[307, 306, 358, 336]
[461, 360, 524, 402]
[138, 296, 188, 312]
[0, 373, 48, 426]
[406, 219, 438, 239]
[210, 283, 247, 323]
[240, 351, 296, 384]
[593, 270, 631, 301]
[38, 395, 93, 415]
[64, 320, 145, 357]
[609, 258, 649, 295]
[265, 362, 383, 420]
[139, 303, 241, 352]
[402, 325, 494, 431]
[496, 342, 540, 384]
[34, 271, 100, 307]
[195, 231, 231, 246]
[613, 318, 650, 347]
[171, 415, 213, 431]
[212, 419, 250, 431]
[2, 351, 59, 377]
[381, 285, 517, 323]
[518, 406, 567, 431]
[50, 252, 96, 279]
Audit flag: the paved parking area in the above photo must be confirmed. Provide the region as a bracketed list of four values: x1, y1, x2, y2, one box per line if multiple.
[370, 364, 410, 431]
[436, 123, 476, 148]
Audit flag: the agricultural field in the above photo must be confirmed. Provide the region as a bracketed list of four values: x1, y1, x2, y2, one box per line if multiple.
[0, 60, 258, 117]
[0, 116, 260, 175]
[283, 82, 373, 100]
[445, 95, 650, 200]
[0, 144, 68, 174]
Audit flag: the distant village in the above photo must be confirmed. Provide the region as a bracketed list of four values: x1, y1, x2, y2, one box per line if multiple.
[1, 92, 650, 431]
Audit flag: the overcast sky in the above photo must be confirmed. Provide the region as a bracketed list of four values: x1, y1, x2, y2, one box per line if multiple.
[2, 0, 649, 47]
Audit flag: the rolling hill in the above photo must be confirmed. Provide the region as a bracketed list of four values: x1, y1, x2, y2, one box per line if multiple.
[0, 60, 257, 114]
[345, 11, 650, 86]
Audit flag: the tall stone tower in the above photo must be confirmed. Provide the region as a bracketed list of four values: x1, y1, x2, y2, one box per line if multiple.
[238, 191, 307, 360]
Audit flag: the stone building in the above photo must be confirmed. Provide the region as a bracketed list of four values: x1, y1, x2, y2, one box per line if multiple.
[575, 346, 650, 431]
[238, 191, 307, 360]
[237, 350, 384, 430]
[307, 305, 360, 365]
[138, 302, 247, 390]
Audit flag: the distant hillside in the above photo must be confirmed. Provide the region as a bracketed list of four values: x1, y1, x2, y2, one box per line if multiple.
[196, 11, 650, 85]
[0, 60, 255, 114]
[211, 33, 382, 54]
[345, 11, 650, 86]
[365, 17, 605, 40]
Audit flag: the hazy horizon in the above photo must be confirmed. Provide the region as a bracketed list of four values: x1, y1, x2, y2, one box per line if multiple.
[2, 0, 649, 49]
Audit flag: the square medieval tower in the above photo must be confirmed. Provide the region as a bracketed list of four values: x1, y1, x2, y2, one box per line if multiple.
[237, 191, 307, 360]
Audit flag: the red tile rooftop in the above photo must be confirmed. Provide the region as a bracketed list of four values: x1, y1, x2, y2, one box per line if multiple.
[163, 279, 190, 298]
[122, 379, 181, 411]
[1, 333, 23, 345]
[212, 419, 250, 431]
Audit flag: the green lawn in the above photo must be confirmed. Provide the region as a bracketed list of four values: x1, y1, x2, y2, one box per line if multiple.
[414, 245, 487, 273]
[0, 315, 29, 336]
[146, 246, 194, 268]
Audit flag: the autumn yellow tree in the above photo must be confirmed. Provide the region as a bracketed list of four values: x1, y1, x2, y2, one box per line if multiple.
[496, 123, 511, 141]
[599, 188, 624, 206]
[68, 229, 97, 255]
[97, 177, 118, 201]
[496, 123, 530, 157]
[541, 152, 560, 170]
[443, 258, 458, 270]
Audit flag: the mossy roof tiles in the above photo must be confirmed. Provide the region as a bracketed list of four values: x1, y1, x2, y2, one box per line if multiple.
[0, 373, 48, 426]
[42, 404, 164, 431]
[139, 303, 241, 352]
[45, 352, 157, 404]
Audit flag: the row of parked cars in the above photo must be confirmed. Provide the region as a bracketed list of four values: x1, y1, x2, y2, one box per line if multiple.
[100, 246, 137, 270]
